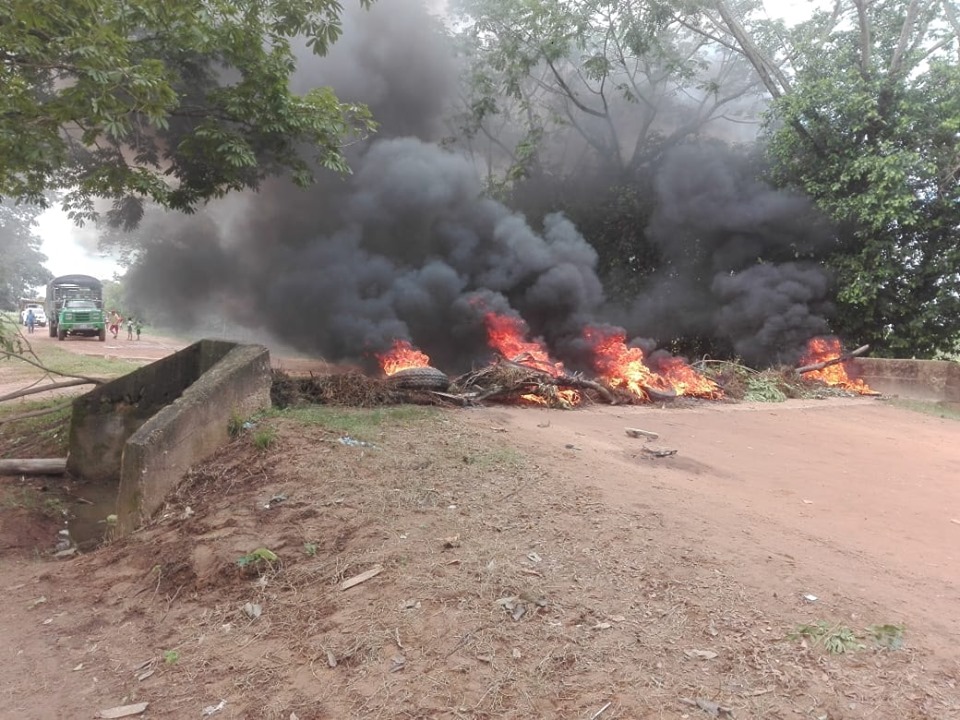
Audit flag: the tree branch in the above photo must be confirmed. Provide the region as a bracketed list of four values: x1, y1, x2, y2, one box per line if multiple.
[888, 0, 926, 77]
[0, 378, 95, 403]
[852, 0, 873, 79]
[0, 351, 105, 386]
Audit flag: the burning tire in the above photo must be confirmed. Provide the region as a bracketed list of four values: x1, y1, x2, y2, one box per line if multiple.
[643, 385, 678, 401]
[386, 366, 450, 391]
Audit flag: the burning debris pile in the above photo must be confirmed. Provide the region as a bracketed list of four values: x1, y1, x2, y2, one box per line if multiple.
[796, 337, 878, 395]
[273, 331, 876, 410]
[363, 309, 725, 408]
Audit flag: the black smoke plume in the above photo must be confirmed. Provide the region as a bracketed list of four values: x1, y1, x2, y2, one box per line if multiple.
[124, 2, 835, 370]
[618, 144, 835, 364]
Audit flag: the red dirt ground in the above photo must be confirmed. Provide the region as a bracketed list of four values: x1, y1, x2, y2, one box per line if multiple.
[1, 335, 959, 718]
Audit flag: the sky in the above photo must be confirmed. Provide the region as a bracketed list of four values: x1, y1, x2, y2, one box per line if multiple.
[31, 0, 826, 282]
[35, 204, 122, 280]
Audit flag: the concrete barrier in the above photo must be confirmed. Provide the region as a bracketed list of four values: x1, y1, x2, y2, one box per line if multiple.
[67, 340, 272, 535]
[854, 357, 960, 402]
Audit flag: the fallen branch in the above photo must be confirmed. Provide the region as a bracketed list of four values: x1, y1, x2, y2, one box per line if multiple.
[0, 377, 95, 403]
[0, 458, 67, 476]
[0, 350, 105, 386]
[796, 344, 870, 374]
[0, 400, 73, 426]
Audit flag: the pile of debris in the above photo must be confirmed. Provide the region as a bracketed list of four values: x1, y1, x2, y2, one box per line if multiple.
[272, 335, 877, 411]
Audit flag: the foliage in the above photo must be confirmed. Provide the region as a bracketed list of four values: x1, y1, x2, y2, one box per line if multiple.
[790, 621, 864, 654]
[163, 650, 180, 665]
[0, 202, 53, 310]
[236, 547, 280, 573]
[450, 0, 764, 188]
[253, 426, 277, 450]
[705, 0, 960, 356]
[0, 0, 377, 227]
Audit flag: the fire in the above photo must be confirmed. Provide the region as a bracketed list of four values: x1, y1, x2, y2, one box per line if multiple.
[376, 339, 431, 376]
[583, 326, 722, 400]
[483, 312, 566, 377]
[799, 337, 875, 394]
[482, 312, 581, 406]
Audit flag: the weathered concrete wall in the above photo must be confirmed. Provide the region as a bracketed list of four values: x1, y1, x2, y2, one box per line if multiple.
[116, 343, 271, 534]
[66, 340, 271, 536]
[854, 358, 960, 402]
[67, 340, 236, 483]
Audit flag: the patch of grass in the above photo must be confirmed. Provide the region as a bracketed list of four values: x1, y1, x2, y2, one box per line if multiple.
[0, 398, 73, 457]
[252, 426, 277, 451]
[790, 621, 864, 654]
[26, 344, 143, 378]
[885, 398, 960, 421]
[163, 650, 180, 665]
[271, 405, 437, 439]
[0, 486, 67, 518]
[227, 410, 245, 438]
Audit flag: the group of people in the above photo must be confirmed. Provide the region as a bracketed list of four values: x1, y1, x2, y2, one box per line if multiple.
[107, 310, 143, 340]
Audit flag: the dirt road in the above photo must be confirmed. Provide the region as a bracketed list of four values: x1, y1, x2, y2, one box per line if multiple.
[2, 334, 959, 718]
[472, 401, 960, 653]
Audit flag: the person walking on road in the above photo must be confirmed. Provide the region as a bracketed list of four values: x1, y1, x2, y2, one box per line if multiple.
[109, 310, 121, 339]
[25, 309, 35, 334]
[126, 317, 134, 340]
[135, 318, 143, 341]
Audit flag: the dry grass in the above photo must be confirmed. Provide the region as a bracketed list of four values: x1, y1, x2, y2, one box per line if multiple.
[35, 407, 953, 719]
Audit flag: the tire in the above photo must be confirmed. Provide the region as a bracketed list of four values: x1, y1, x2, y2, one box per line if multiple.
[98, 328, 106, 342]
[643, 384, 678, 401]
[386, 366, 450, 391]
[58, 327, 66, 341]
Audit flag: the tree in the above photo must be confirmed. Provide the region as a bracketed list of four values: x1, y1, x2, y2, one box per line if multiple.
[0, 0, 376, 227]
[0, 202, 53, 310]
[697, 0, 960, 356]
[450, 0, 764, 186]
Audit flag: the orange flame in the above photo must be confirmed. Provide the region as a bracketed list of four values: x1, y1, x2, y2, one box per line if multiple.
[799, 337, 875, 394]
[483, 312, 566, 377]
[583, 326, 722, 400]
[376, 339, 431, 376]
[483, 312, 581, 406]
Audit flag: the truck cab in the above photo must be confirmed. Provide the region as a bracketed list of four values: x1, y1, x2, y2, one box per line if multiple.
[46, 275, 107, 342]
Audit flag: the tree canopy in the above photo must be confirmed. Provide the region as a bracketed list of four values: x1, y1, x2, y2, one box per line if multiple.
[702, 0, 960, 356]
[0, 202, 52, 310]
[0, 0, 376, 227]
[449, 0, 960, 357]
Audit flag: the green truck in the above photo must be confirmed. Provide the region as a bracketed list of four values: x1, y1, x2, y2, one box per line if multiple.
[46, 274, 107, 341]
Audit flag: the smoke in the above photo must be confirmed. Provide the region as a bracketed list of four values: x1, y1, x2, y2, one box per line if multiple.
[619, 144, 835, 364]
[123, 1, 835, 370]
[128, 136, 605, 370]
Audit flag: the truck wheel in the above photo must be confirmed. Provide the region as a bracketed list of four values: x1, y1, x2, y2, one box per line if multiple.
[98, 329, 106, 342]
[49, 324, 57, 338]
[58, 328, 66, 341]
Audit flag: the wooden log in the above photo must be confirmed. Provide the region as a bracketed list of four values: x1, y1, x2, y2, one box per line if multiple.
[0, 458, 68, 476]
[796, 344, 870, 374]
[625, 427, 659, 440]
